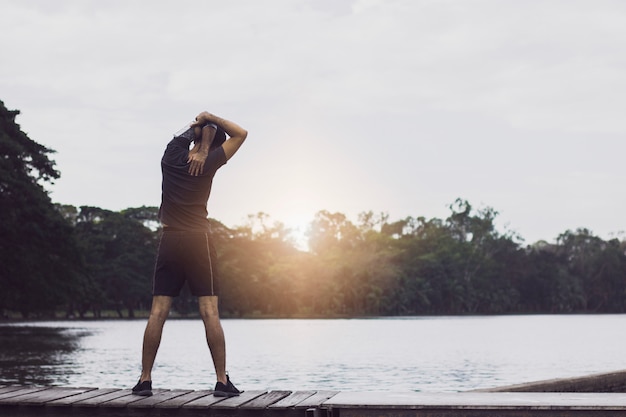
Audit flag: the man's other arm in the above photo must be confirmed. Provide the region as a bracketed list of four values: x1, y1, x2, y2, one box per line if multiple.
[187, 125, 217, 176]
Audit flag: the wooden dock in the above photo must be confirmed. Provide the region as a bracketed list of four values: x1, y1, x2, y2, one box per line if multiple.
[0, 385, 336, 417]
[5, 385, 626, 417]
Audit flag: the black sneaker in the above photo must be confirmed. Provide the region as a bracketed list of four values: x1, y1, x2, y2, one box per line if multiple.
[132, 380, 153, 396]
[214, 375, 242, 397]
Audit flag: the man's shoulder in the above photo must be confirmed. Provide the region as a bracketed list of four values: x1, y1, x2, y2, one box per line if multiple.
[212, 146, 227, 162]
[162, 139, 189, 167]
[203, 146, 227, 173]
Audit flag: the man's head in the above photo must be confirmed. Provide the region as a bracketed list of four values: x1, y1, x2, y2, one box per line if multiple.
[211, 127, 226, 150]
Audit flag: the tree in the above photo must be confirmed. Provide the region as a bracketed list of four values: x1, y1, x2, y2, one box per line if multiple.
[0, 100, 82, 317]
[556, 229, 626, 312]
[72, 206, 158, 317]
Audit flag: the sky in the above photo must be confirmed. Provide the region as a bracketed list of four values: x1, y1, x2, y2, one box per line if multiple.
[1, 0, 625, 246]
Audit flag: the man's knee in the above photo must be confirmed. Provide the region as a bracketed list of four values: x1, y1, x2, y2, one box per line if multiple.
[198, 296, 219, 320]
[150, 296, 172, 321]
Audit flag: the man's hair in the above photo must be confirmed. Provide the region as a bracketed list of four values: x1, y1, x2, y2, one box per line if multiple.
[211, 127, 226, 150]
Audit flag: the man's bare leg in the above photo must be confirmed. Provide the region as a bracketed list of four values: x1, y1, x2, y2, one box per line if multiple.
[140, 295, 173, 382]
[198, 295, 227, 384]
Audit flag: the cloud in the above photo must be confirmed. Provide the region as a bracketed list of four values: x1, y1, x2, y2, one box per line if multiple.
[1, 0, 625, 243]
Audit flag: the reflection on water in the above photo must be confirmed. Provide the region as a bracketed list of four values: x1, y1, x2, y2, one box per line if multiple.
[0, 326, 92, 385]
[1, 315, 625, 392]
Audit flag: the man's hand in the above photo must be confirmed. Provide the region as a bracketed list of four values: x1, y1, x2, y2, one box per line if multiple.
[191, 111, 213, 128]
[187, 149, 208, 176]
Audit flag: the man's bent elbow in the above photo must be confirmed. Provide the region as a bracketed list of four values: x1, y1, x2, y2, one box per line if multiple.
[233, 129, 248, 146]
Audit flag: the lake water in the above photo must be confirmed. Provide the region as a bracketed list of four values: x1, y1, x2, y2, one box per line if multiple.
[1, 315, 625, 392]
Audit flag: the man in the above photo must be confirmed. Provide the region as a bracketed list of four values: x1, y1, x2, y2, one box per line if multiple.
[132, 111, 247, 397]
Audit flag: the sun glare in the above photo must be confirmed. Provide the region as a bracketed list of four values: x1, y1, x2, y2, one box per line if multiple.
[275, 189, 319, 251]
[284, 213, 313, 251]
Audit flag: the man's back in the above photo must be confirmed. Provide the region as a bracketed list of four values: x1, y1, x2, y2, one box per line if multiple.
[158, 135, 227, 231]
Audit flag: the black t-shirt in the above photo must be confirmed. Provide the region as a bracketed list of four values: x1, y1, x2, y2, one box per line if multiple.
[158, 135, 227, 231]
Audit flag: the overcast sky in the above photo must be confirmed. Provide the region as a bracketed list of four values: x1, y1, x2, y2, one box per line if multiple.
[2, 0, 625, 245]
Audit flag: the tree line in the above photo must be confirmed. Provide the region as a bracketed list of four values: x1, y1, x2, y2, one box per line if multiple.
[2, 100, 626, 318]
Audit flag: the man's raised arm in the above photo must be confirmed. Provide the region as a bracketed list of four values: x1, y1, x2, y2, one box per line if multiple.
[192, 112, 248, 161]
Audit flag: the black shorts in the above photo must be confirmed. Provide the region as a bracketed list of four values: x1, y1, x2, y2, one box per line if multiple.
[153, 229, 219, 297]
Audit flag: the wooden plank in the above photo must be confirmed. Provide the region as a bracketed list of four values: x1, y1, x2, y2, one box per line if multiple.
[269, 390, 317, 408]
[0, 386, 26, 395]
[478, 369, 626, 393]
[180, 391, 228, 408]
[242, 390, 292, 409]
[211, 390, 268, 409]
[337, 408, 626, 417]
[128, 389, 193, 408]
[296, 390, 340, 409]
[157, 390, 213, 408]
[70, 389, 131, 407]
[2, 386, 96, 405]
[47, 388, 120, 406]
[101, 389, 168, 408]
[323, 392, 626, 410]
[0, 386, 52, 403]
